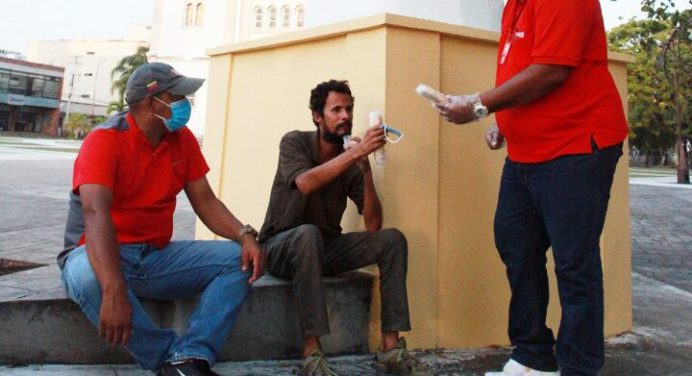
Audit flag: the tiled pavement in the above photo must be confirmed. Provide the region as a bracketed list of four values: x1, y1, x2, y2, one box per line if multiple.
[0, 137, 690, 375]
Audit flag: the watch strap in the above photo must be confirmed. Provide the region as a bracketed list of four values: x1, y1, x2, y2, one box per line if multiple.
[238, 224, 258, 240]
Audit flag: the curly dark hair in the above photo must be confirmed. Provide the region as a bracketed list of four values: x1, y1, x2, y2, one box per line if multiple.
[309, 80, 355, 126]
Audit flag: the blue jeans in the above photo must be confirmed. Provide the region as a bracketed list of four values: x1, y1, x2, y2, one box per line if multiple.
[494, 142, 622, 376]
[61, 240, 250, 372]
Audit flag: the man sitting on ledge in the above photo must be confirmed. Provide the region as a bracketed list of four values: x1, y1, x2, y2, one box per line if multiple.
[258, 80, 432, 376]
[58, 62, 263, 376]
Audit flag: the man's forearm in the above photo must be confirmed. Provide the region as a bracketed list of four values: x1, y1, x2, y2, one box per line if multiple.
[195, 197, 245, 241]
[185, 177, 248, 241]
[480, 64, 570, 113]
[295, 147, 366, 195]
[362, 169, 383, 231]
[83, 209, 126, 293]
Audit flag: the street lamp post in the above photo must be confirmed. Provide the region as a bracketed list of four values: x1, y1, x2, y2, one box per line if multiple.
[64, 73, 75, 127]
[62, 55, 81, 131]
[91, 59, 109, 117]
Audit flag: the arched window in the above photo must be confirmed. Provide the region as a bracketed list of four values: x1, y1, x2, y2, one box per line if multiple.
[296, 5, 304, 28]
[184, 2, 194, 26]
[195, 2, 205, 26]
[268, 6, 277, 28]
[254, 6, 263, 28]
[281, 6, 291, 28]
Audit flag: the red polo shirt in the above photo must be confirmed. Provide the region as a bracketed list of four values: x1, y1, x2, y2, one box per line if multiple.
[495, 0, 628, 163]
[72, 112, 209, 248]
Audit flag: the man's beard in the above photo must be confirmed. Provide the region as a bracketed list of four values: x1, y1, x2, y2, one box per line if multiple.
[321, 124, 351, 145]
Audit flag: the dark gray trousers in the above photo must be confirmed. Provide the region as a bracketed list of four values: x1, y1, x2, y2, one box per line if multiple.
[261, 224, 411, 338]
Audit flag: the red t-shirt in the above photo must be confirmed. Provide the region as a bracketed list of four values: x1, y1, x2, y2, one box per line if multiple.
[72, 112, 209, 248]
[495, 0, 628, 163]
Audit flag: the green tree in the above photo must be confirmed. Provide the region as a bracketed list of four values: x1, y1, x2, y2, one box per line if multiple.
[609, 1, 690, 183]
[107, 99, 127, 115]
[90, 115, 107, 127]
[63, 113, 93, 139]
[111, 46, 149, 103]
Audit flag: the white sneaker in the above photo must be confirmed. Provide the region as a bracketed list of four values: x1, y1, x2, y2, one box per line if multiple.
[485, 359, 560, 376]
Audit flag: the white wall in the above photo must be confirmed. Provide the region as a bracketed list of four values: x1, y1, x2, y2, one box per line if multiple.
[27, 39, 149, 116]
[149, 0, 230, 60]
[305, 0, 504, 32]
[149, 0, 306, 136]
[241, 0, 306, 41]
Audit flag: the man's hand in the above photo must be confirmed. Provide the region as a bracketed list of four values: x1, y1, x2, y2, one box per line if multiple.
[354, 126, 386, 157]
[435, 94, 477, 124]
[240, 236, 264, 284]
[344, 136, 372, 172]
[99, 285, 132, 347]
[485, 122, 505, 150]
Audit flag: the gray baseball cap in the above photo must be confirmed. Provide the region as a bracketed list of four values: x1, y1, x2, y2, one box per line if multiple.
[125, 62, 205, 104]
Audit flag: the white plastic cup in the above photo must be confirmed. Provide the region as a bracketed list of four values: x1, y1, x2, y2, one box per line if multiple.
[369, 110, 385, 166]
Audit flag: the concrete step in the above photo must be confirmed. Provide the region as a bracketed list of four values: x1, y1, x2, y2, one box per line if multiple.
[0, 272, 373, 365]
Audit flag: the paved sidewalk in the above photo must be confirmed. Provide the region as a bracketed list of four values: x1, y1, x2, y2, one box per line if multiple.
[0, 138, 690, 375]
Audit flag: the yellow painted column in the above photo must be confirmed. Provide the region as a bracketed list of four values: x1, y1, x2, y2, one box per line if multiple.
[198, 53, 234, 240]
[603, 59, 633, 336]
[380, 26, 442, 349]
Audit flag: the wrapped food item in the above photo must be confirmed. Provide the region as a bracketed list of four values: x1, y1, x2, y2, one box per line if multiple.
[416, 84, 448, 104]
[369, 110, 386, 166]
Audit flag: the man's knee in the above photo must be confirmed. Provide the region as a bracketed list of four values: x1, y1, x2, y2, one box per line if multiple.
[289, 224, 324, 266]
[375, 228, 408, 268]
[383, 228, 408, 254]
[180, 240, 242, 271]
[63, 250, 101, 300]
[293, 224, 322, 243]
[291, 224, 323, 252]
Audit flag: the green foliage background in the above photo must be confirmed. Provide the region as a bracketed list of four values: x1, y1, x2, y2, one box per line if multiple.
[608, 1, 690, 172]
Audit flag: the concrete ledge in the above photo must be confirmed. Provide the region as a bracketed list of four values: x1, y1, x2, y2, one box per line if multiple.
[0, 272, 373, 365]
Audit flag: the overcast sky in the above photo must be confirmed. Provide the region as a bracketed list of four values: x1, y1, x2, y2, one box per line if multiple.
[1, 0, 690, 55]
[0, 0, 155, 54]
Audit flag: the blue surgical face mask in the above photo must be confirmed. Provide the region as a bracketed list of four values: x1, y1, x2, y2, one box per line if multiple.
[153, 96, 192, 132]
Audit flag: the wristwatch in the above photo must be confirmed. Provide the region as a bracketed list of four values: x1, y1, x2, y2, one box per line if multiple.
[472, 95, 489, 120]
[238, 224, 258, 240]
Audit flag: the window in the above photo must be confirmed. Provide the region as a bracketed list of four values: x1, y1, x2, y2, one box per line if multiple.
[43, 79, 59, 99]
[8, 76, 27, 95]
[0, 72, 9, 92]
[0, 71, 60, 99]
[31, 78, 45, 97]
[296, 5, 304, 27]
[268, 6, 277, 28]
[185, 2, 194, 26]
[195, 2, 204, 26]
[254, 6, 263, 28]
[281, 6, 291, 28]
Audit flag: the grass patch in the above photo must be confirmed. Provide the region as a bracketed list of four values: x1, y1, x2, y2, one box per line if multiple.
[16, 146, 79, 153]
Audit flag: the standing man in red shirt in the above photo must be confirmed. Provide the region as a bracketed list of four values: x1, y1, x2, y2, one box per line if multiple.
[435, 1, 628, 375]
[58, 62, 263, 376]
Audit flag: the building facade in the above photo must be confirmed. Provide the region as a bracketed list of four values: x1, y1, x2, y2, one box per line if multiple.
[0, 57, 64, 136]
[149, 0, 307, 136]
[305, 0, 504, 31]
[26, 25, 151, 119]
[150, 0, 503, 137]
